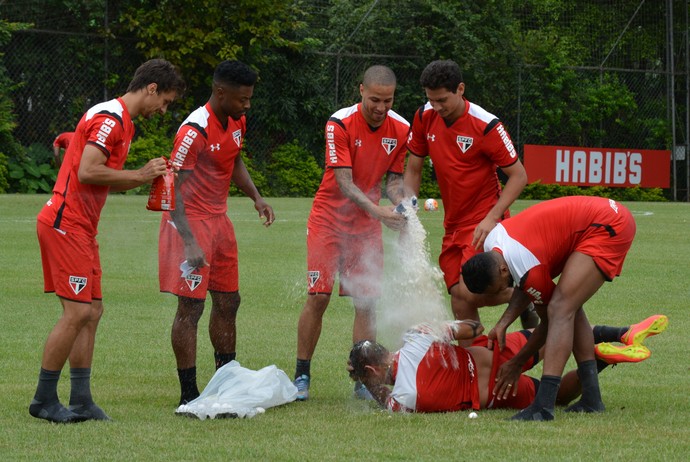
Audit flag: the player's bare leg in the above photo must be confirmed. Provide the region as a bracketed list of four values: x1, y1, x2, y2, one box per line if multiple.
[512, 252, 606, 421]
[172, 296, 205, 405]
[30, 298, 92, 423]
[65, 299, 110, 420]
[209, 291, 240, 368]
[294, 293, 331, 400]
[352, 297, 377, 400]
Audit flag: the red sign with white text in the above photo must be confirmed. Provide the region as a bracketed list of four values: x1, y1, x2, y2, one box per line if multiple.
[523, 145, 670, 188]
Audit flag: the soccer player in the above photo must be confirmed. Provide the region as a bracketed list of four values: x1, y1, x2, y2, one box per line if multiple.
[348, 315, 666, 413]
[402, 59, 534, 334]
[52, 131, 74, 167]
[293, 65, 410, 400]
[461, 195, 652, 421]
[158, 60, 275, 407]
[33, 59, 185, 423]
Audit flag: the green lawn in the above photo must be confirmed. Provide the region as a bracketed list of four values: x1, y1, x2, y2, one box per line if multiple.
[0, 195, 688, 461]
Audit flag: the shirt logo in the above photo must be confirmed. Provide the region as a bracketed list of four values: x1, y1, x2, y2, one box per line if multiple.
[69, 276, 88, 295]
[526, 286, 543, 304]
[185, 274, 203, 291]
[355, 139, 362, 147]
[381, 137, 397, 155]
[308, 271, 320, 288]
[209, 143, 220, 152]
[427, 133, 436, 142]
[456, 136, 473, 153]
[232, 129, 242, 147]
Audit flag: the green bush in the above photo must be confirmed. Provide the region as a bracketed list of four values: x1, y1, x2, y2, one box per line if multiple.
[230, 150, 271, 197]
[417, 158, 441, 200]
[0, 152, 10, 193]
[7, 147, 58, 194]
[123, 115, 176, 195]
[520, 182, 667, 202]
[264, 140, 322, 197]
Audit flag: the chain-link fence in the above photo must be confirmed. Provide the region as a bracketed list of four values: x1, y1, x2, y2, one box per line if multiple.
[3, 0, 689, 199]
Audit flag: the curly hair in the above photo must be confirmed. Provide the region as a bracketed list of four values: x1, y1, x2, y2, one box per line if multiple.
[214, 60, 258, 88]
[461, 251, 501, 294]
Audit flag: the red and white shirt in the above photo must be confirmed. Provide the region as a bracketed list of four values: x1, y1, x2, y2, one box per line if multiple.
[308, 103, 409, 235]
[387, 322, 480, 412]
[407, 99, 518, 230]
[484, 196, 630, 305]
[168, 103, 245, 220]
[38, 98, 134, 236]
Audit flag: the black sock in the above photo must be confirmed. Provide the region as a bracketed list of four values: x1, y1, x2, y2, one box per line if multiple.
[592, 325, 628, 344]
[32, 368, 61, 405]
[177, 367, 199, 404]
[596, 359, 609, 373]
[533, 375, 561, 411]
[69, 368, 93, 406]
[295, 359, 311, 379]
[577, 360, 602, 403]
[214, 352, 236, 369]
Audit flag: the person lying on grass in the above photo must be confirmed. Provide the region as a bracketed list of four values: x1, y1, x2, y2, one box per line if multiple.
[347, 315, 665, 414]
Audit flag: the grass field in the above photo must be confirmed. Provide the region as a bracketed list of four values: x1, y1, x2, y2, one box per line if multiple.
[0, 195, 688, 461]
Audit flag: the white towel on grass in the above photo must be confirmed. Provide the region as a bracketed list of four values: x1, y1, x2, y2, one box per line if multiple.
[175, 361, 298, 419]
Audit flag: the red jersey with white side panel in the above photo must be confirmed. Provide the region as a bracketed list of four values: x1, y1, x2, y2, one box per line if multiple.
[387, 322, 480, 412]
[483, 196, 635, 306]
[308, 103, 409, 235]
[37, 98, 134, 236]
[407, 99, 519, 230]
[168, 102, 245, 219]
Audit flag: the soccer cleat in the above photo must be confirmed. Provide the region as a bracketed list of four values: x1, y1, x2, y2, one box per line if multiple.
[621, 314, 668, 346]
[69, 402, 112, 421]
[29, 400, 88, 424]
[294, 374, 310, 401]
[353, 381, 374, 401]
[595, 342, 651, 365]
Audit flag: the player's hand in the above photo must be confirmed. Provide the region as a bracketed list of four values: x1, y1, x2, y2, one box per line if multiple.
[380, 205, 407, 231]
[493, 359, 521, 400]
[254, 198, 275, 227]
[139, 157, 169, 183]
[487, 324, 507, 352]
[471, 216, 498, 250]
[184, 240, 208, 269]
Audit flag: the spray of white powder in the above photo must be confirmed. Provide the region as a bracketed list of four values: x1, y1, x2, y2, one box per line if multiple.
[378, 199, 450, 348]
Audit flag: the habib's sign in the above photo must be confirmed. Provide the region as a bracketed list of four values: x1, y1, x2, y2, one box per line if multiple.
[524, 144, 670, 188]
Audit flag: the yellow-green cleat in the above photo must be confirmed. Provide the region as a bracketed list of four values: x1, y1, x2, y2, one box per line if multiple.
[621, 314, 668, 346]
[595, 342, 651, 365]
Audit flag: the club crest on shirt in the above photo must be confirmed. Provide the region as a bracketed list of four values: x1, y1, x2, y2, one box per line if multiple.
[381, 137, 397, 155]
[69, 276, 88, 295]
[456, 136, 473, 153]
[185, 274, 203, 291]
[232, 129, 242, 147]
[307, 271, 320, 288]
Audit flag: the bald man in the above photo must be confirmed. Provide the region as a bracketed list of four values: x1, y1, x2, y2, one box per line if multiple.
[293, 65, 410, 401]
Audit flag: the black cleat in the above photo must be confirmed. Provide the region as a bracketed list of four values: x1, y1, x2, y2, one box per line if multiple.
[29, 400, 88, 424]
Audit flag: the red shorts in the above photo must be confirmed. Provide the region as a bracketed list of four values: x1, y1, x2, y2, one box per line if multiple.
[306, 224, 382, 298]
[576, 204, 636, 280]
[472, 331, 538, 410]
[439, 223, 480, 290]
[37, 220, 102, 303]
[158, 214, 238, 299]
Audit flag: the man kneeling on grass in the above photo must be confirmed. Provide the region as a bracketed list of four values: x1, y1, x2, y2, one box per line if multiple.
[347, 315, 666, 413]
